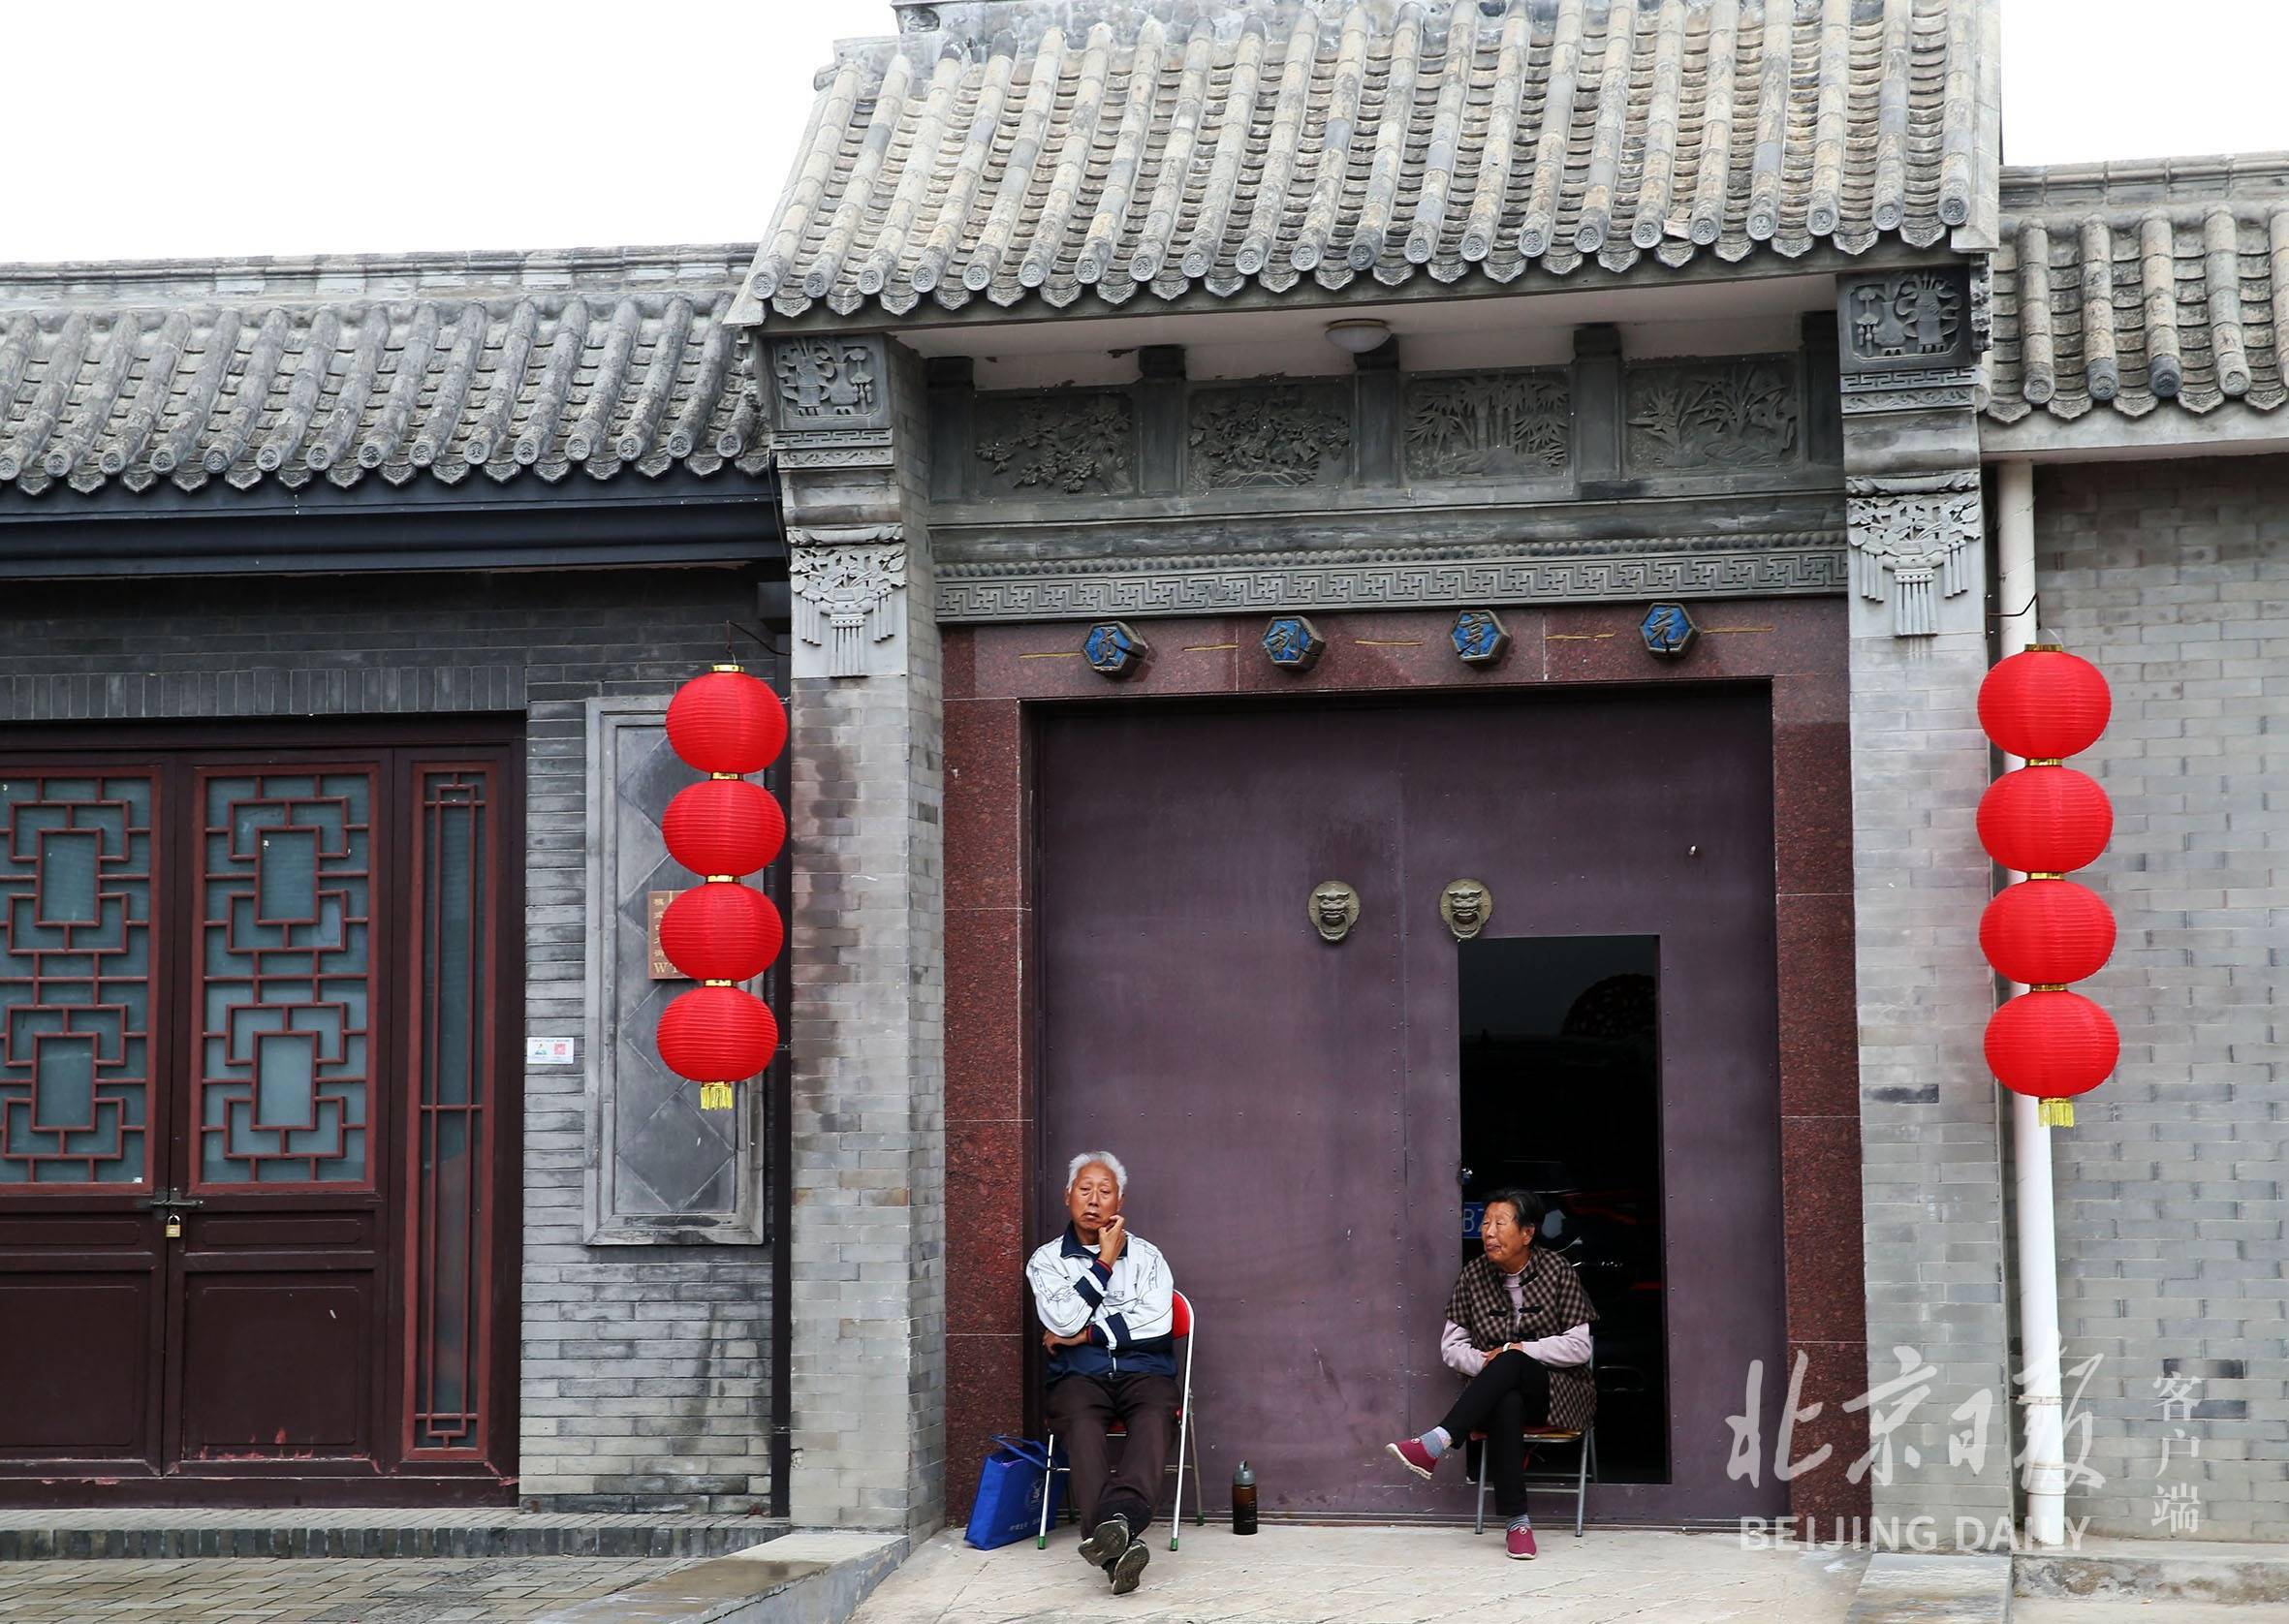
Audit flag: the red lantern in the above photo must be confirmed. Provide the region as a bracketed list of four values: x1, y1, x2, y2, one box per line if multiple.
[1985, 988, 2118, 1127]
[659, 882, 784, 984]
[1979, 645, 2111, 762]
[667, 667, 787, 775]
[663, 777, 787, 877]
[1979, 878, 2116, 985]
[1976, 765, 2112, 875]
[655, 984, 779, 1083]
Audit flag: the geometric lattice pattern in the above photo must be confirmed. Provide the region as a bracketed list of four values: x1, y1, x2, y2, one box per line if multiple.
[195, 771, 372, 1188]
[0, 774, 155, 1185]
[410, 768, 492, 1452]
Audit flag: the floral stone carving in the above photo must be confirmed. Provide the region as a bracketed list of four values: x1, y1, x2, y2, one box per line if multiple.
[1187, 385, 1351, 490]
[1404, 372, 1570, 479]
[1624, 359, 1799, 472]
[974, 391, 1134, 495]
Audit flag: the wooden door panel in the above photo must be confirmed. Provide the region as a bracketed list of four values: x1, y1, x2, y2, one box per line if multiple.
[0, 1273, 156, 1458]
[0, 734, 518, 1502]
[176, 1274, 374, 1460]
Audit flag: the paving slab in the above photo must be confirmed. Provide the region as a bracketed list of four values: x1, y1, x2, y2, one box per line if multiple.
[0, 1554, 684, 1622]
[1845, 1553, 2011, 1623]
[853, 1524, 1869, 1624]
[0, 1509, 788, 1561]
[539, 1532, 906, 1624]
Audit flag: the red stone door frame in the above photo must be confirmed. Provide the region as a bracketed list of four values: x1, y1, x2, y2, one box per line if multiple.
[942, 597, 1870, 1526]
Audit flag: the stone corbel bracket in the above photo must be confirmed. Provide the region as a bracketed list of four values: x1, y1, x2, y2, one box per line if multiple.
[790, 524, 908, 678]
[1845, 471, 1981, 638]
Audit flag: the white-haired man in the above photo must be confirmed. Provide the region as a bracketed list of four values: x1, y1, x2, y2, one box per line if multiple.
[1024, 1151, 1176, 1596]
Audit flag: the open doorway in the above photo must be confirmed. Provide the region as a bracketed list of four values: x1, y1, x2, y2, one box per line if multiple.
[1458, 935, 1667, 1483]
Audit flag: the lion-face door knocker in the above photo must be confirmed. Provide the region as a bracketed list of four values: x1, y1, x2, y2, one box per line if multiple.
[1441, 878, 1492, 942]
[1309, 880, 1361, 944]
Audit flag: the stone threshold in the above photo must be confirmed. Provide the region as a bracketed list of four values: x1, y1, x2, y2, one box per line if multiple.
[2018, 1537, 2289, 1607]
[0, 1508, 791, 1562]
[1847, 1553, 2012, 1624]
[538, 1532, 907, 1624]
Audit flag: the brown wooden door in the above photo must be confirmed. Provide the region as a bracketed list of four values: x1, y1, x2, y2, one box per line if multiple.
[0, 732, 518, 1502]
[1038, 689, 1787, 1523]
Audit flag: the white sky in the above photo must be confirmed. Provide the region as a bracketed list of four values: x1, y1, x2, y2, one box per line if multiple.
[7, 0, 2287, 265]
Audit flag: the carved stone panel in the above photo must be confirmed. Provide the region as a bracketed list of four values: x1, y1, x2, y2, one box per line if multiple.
[1186, 383, 1352, 491]
[1838, 267, 1974, 374]
[1402, 371, 1570, 481]
[1623, 359, 1800, 473]
[1845, 471, 1982, 638]
[767, 335, 890, 432]
[973, 390, 1135, 496]
[584, 699, 768, 1245]
[790, 525, 908, 679]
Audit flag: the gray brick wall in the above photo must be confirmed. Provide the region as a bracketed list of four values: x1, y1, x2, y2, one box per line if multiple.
[1849, 622, 2020, 1528]
[777, 339, 947, 1534]
[0, 567, 778, 1513]
[2033, 455, 2288, 1541]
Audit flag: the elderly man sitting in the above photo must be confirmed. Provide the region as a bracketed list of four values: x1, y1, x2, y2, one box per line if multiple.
[1024, 1151, 1176, 1595]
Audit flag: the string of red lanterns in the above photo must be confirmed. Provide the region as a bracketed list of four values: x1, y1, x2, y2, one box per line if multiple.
[655, 665, 788, 1111]
[1975, 645, 2117, 1128]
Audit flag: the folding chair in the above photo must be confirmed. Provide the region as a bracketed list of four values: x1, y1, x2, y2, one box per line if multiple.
[1469, 1355, 1597, 1539]
[1039, 1288, 1207, 1552]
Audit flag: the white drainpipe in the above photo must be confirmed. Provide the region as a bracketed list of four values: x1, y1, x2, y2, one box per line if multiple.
[1995, 458, 2068, 1546]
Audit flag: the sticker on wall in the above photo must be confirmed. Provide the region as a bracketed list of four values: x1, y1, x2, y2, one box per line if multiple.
[526, 1037, 579, 1066]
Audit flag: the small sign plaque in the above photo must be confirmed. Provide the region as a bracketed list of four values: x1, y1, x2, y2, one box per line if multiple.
[526, 1037, 578, 1066]
[648, 891, 680, 980]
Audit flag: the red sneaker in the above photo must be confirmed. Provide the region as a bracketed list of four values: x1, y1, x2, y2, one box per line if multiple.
[1506, 1523, 1538, 1560]
[1385, 1438, 1439, 1480]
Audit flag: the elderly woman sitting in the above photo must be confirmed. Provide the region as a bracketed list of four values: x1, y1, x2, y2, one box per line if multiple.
[1386, 1189, 1596, 1560]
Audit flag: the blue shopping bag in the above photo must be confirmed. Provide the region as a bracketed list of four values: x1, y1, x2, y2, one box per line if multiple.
[964, 1434, 1062, 1550]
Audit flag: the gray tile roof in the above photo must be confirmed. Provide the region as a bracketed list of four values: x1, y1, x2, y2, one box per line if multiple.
[0, 248, 768, 498]
[1987, 155, 2289, 423]
[736, 0, 2000, 326]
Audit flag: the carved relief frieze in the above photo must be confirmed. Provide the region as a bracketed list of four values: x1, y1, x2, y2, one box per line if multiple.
[768, 336, 889, 431]
[789, 524, 907, 678]
[1623, 359, 1799, 472]
[936, 538, 1846, 622]
[1402, 371, 1570, 480]
[1845, 472, 1981, 638]
[973, 390, 1134, 495]
[1842, 268, 1971, 370]
[1186, 383, 1351, 491]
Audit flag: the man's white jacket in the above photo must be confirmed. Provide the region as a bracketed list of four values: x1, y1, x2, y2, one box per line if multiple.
[1026, 1226, 1177, 1381]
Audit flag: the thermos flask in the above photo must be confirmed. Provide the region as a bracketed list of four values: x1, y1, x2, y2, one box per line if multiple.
[1231, 1459, 1258, 1535]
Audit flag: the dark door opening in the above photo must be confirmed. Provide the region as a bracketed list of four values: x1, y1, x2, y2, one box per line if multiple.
[1458, 935, 1666, 1483]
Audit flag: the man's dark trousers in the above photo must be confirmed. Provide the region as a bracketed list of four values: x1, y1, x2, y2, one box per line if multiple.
[1048, 1371, 1178, 1534]
[1436, 1351, 1553, 1519]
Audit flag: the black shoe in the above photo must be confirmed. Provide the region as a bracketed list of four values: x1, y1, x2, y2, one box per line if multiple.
[1077, 1515, 1130, 1569]
[1109, 1540, 1150, 1595]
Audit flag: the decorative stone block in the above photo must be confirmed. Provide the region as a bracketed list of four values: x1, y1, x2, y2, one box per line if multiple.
[1402, 371, 1570, 480]
[1450, 609, 1511, 667]
[1186, 383, 1351, 490]
[768, 336, 890, 432]
[1260, 615, 1327, 671]
[1082, 621, 1147, 678]
[1639, 603, 1697, 658]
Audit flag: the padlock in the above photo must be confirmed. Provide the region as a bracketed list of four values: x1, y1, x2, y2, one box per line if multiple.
[164, 1215, 182, 1239]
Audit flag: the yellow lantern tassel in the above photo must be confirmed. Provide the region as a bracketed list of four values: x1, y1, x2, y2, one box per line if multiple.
[2038, 1097, 2074, 1129]
[699, 1081, 735, 1111]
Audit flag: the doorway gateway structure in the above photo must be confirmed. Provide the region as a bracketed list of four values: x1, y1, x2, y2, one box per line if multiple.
[0, 250, 791, 1509]
[732, 0, 2012, 1538]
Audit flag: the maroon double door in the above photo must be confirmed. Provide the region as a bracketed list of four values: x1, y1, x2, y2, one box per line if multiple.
[0, 727, 519, 1502]
[1038, 687, 1788, 1523]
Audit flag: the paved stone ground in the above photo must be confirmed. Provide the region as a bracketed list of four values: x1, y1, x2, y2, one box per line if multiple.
[853, 1525, 1873, 1623]
[2015, 1608, 2289, 1623]
[0, 1555, 685, 1622]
